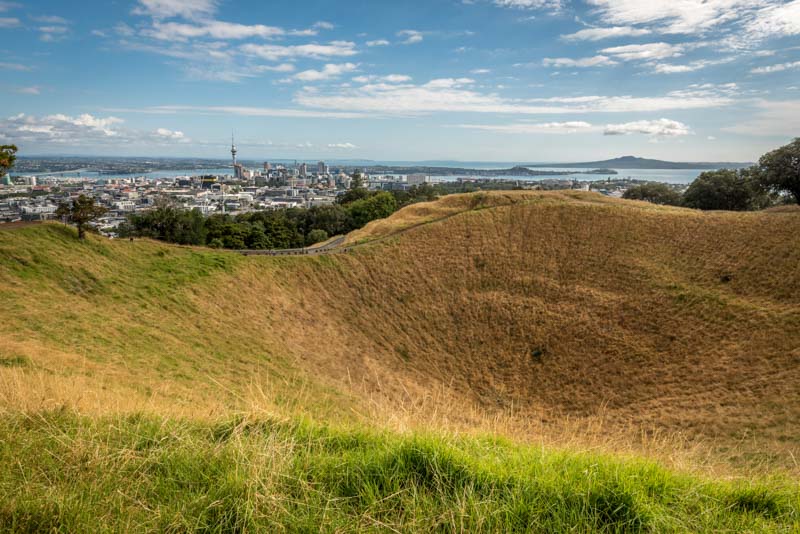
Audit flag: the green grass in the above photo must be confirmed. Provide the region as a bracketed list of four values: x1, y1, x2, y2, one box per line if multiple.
[1, 411, 798, 533]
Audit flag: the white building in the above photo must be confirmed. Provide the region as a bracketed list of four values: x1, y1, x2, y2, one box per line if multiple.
[113, 201, 136, 211]
[407, 174, 431, 186]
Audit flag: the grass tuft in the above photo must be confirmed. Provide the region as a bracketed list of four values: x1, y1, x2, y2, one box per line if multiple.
[1, 412, 797, 532]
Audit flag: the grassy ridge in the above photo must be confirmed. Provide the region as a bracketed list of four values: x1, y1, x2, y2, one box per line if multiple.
[0, 223, 353, 419]
[1, 193, 799, 450]
[2, 411, 798, 532]
[2, 191, 800, 530]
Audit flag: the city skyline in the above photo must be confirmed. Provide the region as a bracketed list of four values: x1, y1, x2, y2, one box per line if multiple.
[1, 0, 799, 161]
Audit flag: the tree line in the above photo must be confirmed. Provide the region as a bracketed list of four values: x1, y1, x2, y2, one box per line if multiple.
[118, 177, 440, 249]
[623, 139, 800, 210]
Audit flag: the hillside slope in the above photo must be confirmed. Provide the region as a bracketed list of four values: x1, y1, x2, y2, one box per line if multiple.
[1, 191, 799, 471]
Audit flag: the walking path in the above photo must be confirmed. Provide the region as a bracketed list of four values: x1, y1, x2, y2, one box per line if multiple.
[236, 236, 349, 256]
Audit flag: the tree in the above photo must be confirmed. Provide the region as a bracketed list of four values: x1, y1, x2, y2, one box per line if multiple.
[337, 170, 370, 205]
[0, 145, 17, 178]
[306, 228, 329, 246]
[347, 191, 398, 227]
[125, 199, 207, 245]
[682, 169, 769, 211]
[622, 183, 682, 206]
[55, 195, 108, 240]
[303, 204, 351, 237]
[350, 170, 364, 190]
[757, 138, 800, 204]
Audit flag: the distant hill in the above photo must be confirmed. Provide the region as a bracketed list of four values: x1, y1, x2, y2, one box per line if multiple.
[537, 155, 752, 170]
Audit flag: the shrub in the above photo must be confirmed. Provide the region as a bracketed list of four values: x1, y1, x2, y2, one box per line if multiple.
[306, 229, 329, 246]
[623, 183, 682, 206]
[683, 169, 769, 211]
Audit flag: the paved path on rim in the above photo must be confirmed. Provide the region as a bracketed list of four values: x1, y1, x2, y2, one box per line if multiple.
[236, 236, 350, 256]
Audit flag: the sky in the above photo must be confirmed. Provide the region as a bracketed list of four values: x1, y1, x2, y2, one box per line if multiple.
[1, 0, 799, 163]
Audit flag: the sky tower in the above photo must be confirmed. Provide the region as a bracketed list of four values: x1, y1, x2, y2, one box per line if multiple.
[230, 133, 237, 166]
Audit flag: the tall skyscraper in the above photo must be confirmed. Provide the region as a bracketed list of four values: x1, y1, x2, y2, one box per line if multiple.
[231, 134, 237, 167]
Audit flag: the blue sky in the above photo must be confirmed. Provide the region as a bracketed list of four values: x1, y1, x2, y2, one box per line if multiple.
[1, 0, 799, 162]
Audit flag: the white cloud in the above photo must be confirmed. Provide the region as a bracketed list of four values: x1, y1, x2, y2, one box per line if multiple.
[366, 39, 390, 46]
[542, 55, 617, 67]
[31, 15, 69, 24]
[459, 119, 693, 137]
[397, 30, 424, 44]
[293, 62, 358, 82]
[104, 105, 368, 120]
[751, 60, 800, 74]
[384, 74, 412, 83]
[294, 79, 736, 115]
[16, 86, 40, 95]
[256, 63, 295, 73]
[154, 127, 189, 141]
[0, 62, 31, 71]
[747, 0, 800, 39]
[585, 0, 768, 35]
[493, 0, 562, 9]
[119, 38, 236, 65]
[132, 0, 218, 20]
[38, 25, 70, 42]
[2, 113, 123, 142]
[723, 99, 800, 136]
[0, 2, 21, 12]
[241, 41, 358, 61]
[561, 26, 651, 41]
[604, 118, 693, 136]
[121, 0, 361, 85]
[651, 57, 735, 73]
[115, 23, 136, 37]
[144, 20, 286, 41]
[180, 65, 257, 82]
[424, 77, 475, 88]
[353, 74, 412, 83]
[457, 121, 595, 133]
[327, 142, 358, 149]
[0, 113, 194, 147]
[0, 16, 20, 27]
[470, 68, 492, 74]
[601, 42, 685, 61]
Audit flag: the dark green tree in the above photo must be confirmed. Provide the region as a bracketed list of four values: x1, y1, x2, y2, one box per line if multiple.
[306, 228, 329, 246]
[347, 191, 398, 227]
[55, 195, 108, 240]
[245, 222, 271, 249]
[757, 138, 800, 204]
[303, 204, 351, 236]
[0, 145, 17, 179]
[124, 198, 207, 245]
[683, 169, 769, 211]
[350, 170, 364, 190]
[622, 183, 683, 206]
[337, 170, 370, 205]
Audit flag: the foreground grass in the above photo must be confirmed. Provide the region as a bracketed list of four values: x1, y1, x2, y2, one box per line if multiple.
[1, 411, 797, 532]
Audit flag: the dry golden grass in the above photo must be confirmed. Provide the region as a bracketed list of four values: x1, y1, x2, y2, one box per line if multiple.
[1, 191, 799, 476]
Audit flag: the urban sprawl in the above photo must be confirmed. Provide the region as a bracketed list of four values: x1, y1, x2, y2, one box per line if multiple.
[1, 143, 663, 234]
